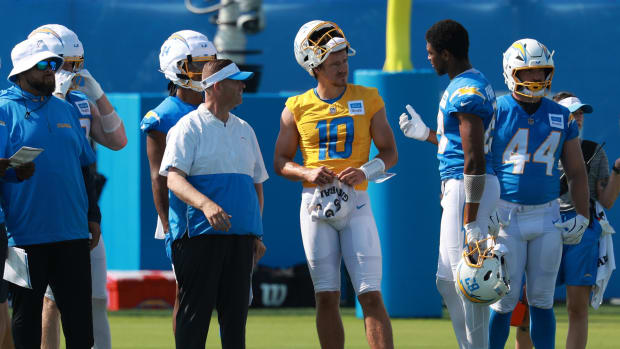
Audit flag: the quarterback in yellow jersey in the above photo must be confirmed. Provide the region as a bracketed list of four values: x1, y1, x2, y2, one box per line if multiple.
[274, 21, 397, 349]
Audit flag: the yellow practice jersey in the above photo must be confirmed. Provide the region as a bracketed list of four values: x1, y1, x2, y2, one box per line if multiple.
[285, 84, 385, 190]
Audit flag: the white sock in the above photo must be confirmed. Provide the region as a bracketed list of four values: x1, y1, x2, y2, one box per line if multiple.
[436, 278, 468, 349]
[92, 298, 111, 349]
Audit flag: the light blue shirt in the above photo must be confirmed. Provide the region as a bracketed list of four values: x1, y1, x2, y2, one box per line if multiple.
[0, 85, 95, 246]
[436, 68, 497, 180]
[141, 96, 199, 245]
[491, 95, 578, 204]
[160, 104, 268, 241]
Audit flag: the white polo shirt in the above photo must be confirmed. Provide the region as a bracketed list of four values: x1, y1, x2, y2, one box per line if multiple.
[160, 104, 268, 240]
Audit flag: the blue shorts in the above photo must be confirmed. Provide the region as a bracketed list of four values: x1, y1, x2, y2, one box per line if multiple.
[556, 210, 602, 286]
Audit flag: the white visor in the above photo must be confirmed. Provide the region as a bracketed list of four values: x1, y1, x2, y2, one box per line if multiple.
[200, 63, 254, 90]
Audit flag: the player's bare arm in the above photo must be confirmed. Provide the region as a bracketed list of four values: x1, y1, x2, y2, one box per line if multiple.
[339, 107, 397, 187]
[457, 112, 486, 225]
[146, 130, 171, 233]
[167, 167, 231, 232]
[89, 96, 127, 150]
[597, 157, 620, 209]
[274, 106, 336, 185]
[561, 138, 590, 219]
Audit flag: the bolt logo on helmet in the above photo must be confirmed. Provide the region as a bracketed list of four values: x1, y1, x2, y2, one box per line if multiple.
[28, 24, 84, 72]
[503, 38, 554, 98]
[159, 30, 217, 92]
[456, 238, 510, 305]
[294, 20, 356, 77]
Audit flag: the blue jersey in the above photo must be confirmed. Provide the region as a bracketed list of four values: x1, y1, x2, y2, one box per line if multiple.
[66, 91, 92, 138]
[140, 96, 199, 242]
[0, 86, 96, 246]
[436, 69, 496, 180]
[491, 95, 579, 204]
[140, 96, 197, 134]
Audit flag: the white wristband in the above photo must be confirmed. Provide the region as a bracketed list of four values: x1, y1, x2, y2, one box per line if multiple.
[360, 158, 386, 181]
[101, 110, 122, 133]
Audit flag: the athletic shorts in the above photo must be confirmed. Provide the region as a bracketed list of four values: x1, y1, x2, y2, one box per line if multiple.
[556, 210, 602, 286]
[300, 189, 382, 295]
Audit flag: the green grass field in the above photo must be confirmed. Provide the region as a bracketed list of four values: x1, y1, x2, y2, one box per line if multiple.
[90, 305, 620, 348]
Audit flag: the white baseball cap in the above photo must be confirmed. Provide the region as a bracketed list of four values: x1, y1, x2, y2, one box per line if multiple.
[558, 96, 593, 114]
[8, 38, 64, 83]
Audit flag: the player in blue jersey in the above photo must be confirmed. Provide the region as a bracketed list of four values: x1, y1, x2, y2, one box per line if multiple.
[487, 39, 591, 349]
[400, 19, 500, 349]
[27, 24, 128, 349]
[141, 30, 217, 336]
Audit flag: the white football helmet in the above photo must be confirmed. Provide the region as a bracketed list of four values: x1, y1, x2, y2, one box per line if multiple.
[456, 239, 510, 305]
[159, 30, 217, 92]
[503, 38, 554, 98]
[28, 24, 84, 72]
[294, 20, 356, 77]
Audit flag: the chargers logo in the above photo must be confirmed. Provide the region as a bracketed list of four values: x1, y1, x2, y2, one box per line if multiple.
[450, 86, 485, 102]
[140, 111, 161, 130]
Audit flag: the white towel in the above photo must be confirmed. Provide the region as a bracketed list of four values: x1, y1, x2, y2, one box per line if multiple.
[594, 200, 616, 236]
[591, 233, 615, 309]
[308, 181, 356, 231]
[154, 216, 165, 239]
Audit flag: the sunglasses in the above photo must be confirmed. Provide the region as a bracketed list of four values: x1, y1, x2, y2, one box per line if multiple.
[35, 60, 59, 72]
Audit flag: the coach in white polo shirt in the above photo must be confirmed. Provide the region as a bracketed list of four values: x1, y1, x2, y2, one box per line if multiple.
[160, 58, 268, 349]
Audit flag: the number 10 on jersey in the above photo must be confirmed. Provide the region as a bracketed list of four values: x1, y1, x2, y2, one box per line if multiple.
[316, 116, 354, 160]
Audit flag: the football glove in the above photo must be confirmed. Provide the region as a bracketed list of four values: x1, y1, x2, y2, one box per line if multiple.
[76, 69, 104, 101]
[464, 222, 483, 246]
[488, 208, 506, 238]
[555, 214, 589, 245]
[399, 104, 430, 141]
[54, 70, 75, 97]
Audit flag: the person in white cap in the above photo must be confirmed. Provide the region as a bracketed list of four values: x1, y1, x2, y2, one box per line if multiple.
[160, 58, 267, 348]
[26, 24, 128, 349]
[513, 92, 620, 349]
[140, 29, 217, 336]
[274, 20, 397, 349]
[0, 38, 98, 348]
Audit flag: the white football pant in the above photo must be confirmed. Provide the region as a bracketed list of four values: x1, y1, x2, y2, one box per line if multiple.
[437, 174, 500, 349]
[490, 200, 562, 313]
[300, 189, 382, 295]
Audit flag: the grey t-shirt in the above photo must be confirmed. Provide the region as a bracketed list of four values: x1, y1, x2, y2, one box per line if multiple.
[559, 140, 609, 211]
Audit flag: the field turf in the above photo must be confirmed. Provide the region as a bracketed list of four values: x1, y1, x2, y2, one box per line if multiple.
[68, 305, 620, 348]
